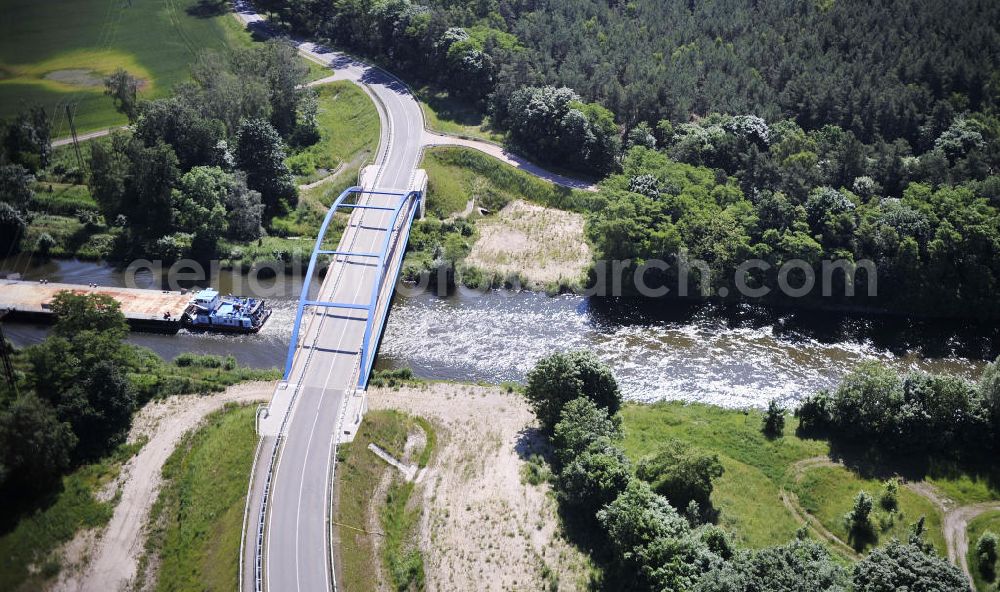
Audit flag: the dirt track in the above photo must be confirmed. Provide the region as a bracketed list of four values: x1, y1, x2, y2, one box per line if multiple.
[50, 382, 275, 592]
[368, 383, 592, 591]
[787, 455, 1000, 587]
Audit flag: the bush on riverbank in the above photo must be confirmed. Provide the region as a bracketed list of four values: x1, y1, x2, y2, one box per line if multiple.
[796, 357, 1000, 463]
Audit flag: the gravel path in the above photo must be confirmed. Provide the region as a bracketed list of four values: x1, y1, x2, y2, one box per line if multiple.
[50, 382, 275, 592]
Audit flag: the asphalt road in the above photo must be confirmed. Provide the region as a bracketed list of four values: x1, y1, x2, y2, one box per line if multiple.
[232, 5, 425, 592]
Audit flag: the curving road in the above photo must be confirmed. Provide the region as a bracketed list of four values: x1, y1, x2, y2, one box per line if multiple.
[233, 4, 427, 592]
[231, 3, 601, 590]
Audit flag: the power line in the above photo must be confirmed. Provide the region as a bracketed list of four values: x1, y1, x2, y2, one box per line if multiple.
[66, 104, 86, 172]
[0, 311, 18, 396]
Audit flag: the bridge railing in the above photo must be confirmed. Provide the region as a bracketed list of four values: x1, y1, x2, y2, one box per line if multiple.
[283, 186, 421, 389]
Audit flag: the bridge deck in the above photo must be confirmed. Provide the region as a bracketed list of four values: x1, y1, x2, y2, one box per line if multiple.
[245, 184, 419, 592]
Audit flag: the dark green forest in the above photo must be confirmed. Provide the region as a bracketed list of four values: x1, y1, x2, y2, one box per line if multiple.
[261, 0, 1000, 317]
[268, 0, 1000, 148]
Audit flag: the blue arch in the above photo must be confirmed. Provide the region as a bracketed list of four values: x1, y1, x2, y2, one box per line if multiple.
[283, 186, 421, 388]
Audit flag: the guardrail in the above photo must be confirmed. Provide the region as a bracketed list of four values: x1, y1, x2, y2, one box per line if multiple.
[250, 182, 403, 592]
[238, 433, 266, 592]
[326, 358, 362, 592]
[358, 190, 420, 387]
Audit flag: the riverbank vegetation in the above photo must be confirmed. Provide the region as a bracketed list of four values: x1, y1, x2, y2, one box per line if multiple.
[404, 147, 596, 291]
[588, 132, 1000, 316]
[138, 403, 258, 592]
[333, 409, 433, 591]
[796, 359, 1000, 470]
[0, 291, 277, 589]
[518, 350, 996, 590]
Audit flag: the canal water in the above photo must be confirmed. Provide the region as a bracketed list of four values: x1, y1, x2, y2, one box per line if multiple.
[2, 257, 995, 408]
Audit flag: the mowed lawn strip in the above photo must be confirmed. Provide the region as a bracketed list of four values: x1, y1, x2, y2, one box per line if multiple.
[141, 403, 258, 592]
[287, 81, 380, 184]
[333, 409, 432, 591]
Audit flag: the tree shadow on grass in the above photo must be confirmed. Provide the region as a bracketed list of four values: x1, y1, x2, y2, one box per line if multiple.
[514, 426, 550, 462]
[797, 426, 1000, 499]
[418, 87, 488, 128]
[186, 0, 228, 18]
[0, 483, 64, 535]
[847, 520, 878, 553]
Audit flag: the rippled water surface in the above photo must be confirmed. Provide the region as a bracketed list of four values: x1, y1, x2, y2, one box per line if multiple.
[376, 289, 995, 407]
[3, 257, 996, 408]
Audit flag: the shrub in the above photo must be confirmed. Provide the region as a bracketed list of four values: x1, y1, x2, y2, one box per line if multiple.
[33, 232, 56, 257]
[173, 353, 223, 368]
[796, 360, 996, 459]
[551, 397, 621, 468]
[762, 399, 785, 438]
[794, 389, 833, 434]
[556, 440, 631, 516]
[978, 531, 998, 578]
[368, 368, 417, 389]
[845, 490, 875, 545]
[597, 480, 718, 591]
[520, 454, 552, 486]
[635, 438, 724, 515]
[523, 350, 620, 434]
[695, 539, 849, 592]
[0, 202, 27, 253]
[852, 540, 966, 591]
[879, 478, 899, 512]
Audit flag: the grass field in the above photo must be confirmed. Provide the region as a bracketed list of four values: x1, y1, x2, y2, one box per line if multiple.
[0, 0, 252, 133]
[287, 81, 379, 184]
[140, 403, 257, 592]
[621, 402, 828, 550]
[416, 86, 504, 143]
[795, 465, 946, 554]
[420, 147, 592, 218]
[333, 409, 432, 591]
[927, 471, 1000, 507]
[619, 401, 1000, 564]
[0, 442, 141, 591]
[969, 510, 1000, 591]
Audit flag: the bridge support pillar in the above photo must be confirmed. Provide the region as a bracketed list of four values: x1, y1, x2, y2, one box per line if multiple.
[409, 169, 428, 219]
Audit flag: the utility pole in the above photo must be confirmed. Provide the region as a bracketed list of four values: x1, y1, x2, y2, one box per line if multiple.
[66, 104, 85, 172]
[0, 310, 17, 396]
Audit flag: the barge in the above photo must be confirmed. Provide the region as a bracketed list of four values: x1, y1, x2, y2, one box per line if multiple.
[0, 279, 189, 333]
